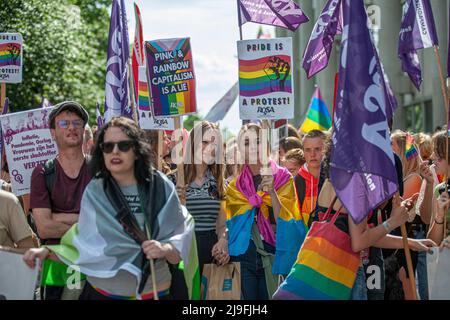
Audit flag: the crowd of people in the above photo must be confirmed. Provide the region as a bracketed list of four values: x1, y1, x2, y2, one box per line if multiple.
[1, 100, 449, 300]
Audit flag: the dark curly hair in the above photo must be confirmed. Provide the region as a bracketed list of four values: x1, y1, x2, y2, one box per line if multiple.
[90, 117, 154, 185]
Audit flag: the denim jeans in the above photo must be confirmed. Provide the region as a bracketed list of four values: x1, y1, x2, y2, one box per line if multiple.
[234, 240, 275, 300]
[351, 266, 368, 300]
[413, 229, 429, 300]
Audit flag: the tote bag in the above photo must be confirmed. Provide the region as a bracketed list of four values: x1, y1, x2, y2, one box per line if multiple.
[201, 262, 241, 300]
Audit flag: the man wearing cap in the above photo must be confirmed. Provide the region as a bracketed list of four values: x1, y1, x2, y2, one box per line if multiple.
[30, 101, 92, 300]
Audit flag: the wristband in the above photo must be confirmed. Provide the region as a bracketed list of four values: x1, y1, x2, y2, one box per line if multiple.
[435, 218, 445, 225]
[382, 220, 391, 233]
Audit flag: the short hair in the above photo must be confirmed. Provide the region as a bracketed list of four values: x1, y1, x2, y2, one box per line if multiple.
[302, 129, 327, 143]
[414, 132, 432, 160]
[286, 124, 302, 140]
[284, 148, 305, 166]
[280, 137, 302, 153]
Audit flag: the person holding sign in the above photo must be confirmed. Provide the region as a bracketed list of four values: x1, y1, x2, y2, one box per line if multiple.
[225, 123, 307, 300]
[29, 101, 92, 300]
[24, 117, 196, 300]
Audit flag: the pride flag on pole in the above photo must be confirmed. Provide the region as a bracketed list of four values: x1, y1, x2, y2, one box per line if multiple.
[300, 87, 332, 133]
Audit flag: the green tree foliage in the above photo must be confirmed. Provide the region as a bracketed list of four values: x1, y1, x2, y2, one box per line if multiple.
[0, 0, 110, 123]
[183, 114, 203, 131]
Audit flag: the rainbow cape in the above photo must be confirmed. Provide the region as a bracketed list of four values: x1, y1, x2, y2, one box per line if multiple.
[226, 161, 308, 275]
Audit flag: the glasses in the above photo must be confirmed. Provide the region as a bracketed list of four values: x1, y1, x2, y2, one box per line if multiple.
[57, 119, 84, 129]
[100, 140, 135, 154]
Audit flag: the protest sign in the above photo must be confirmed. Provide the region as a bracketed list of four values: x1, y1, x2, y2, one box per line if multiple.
[0, 107, 58, 196]
[144, 37, 196, 117]
[138, 66, 174, 130]
[0, 33, 23, 84]
[0, 249, 39, 300]
[238, 38, 294, 120]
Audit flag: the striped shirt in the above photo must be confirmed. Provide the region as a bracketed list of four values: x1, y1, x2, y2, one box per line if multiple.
[185, 169, 221, 232]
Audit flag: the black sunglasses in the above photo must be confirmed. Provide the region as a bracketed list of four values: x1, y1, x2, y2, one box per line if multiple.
[100, 140, 135, 154]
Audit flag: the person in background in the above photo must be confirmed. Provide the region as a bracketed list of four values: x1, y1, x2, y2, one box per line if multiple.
[279, 136, 302, 159]
[414, 133, 433, 162]
[282, 148, 305, 177]
[82, 124, 94, 155]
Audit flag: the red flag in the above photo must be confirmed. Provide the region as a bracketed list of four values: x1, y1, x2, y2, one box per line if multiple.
[132, 3, 144, 106]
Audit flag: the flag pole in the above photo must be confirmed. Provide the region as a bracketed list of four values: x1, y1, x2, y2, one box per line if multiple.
[174, 117, 186, 205]
[433, 46, 449, 114]
[144, 224, 159, 300]
[0, 83, 6, 113]
[237, 0, 243, 41]
[400, 224, 418, 300]
[157, 130, 164, 172]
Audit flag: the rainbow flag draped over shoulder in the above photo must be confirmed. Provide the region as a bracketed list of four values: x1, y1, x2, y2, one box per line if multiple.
[300, 87, 332, 133]
[226, 161, 308, 275]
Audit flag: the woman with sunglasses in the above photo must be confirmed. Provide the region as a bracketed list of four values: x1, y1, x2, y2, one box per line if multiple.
[24, 117, 196, 300]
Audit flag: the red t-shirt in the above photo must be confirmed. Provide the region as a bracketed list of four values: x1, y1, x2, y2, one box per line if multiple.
[30, 158, 92, 214]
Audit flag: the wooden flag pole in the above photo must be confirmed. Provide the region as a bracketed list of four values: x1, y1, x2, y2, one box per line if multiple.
[433, 46, 449, 115]
[400, 224, 418, 300]
[174, 117, 186, 205]
[157, 130, 164, 172]
[144, 224, 159, 300]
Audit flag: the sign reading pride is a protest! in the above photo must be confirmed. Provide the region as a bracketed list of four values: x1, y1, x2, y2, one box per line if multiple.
[144, 38, 196, 117]
[238, 38, 294, 120]
[0, 107, 58, 196]
[137, 66, 174, 130]
[0, 33, 23, 83]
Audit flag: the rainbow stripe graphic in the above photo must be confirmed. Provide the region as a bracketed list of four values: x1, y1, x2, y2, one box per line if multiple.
[0, 43, 21, 67]
[273, 215, 360, 300]
[138, 77, 151, 111]
[144, 38, 196, 117]
[300, 87, 332, 133]
[405, 133, 418, 160]
[239, 55, 292, 97]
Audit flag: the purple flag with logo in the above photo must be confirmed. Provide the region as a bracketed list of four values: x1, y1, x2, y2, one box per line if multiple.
[330, 0, 398, 224]
[398, 0, 438, 90]
[238, 0, 309, 32]
[302, 0, 342, 79]
[104, 0, 131, 121]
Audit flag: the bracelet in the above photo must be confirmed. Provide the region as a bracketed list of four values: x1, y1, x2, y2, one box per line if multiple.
[435, 218, 445, 225]
[382, 221, 391, 233]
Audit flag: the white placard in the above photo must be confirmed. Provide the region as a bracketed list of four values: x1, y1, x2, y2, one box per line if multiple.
[0, 250, 39, 300]
[427, 247, 450, 300]
[0, 107, 58, 196]
[138, 66, 174, 130]
[238, 38, 294, 120]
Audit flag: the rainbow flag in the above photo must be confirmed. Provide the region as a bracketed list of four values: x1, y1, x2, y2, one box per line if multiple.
[273, 212, 360, 300]
[138, 67, 151, 111]
[0, 43, 21, 67]
[405, 132, 418, 160]
[144, 38, 196, 117]
[239, 55, 292, 97]
[300, 87, 332, 133]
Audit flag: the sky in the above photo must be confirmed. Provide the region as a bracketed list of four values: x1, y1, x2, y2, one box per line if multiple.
[123, 0, 274, 135]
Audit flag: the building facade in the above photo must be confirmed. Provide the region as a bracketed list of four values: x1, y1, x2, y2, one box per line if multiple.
[277, 0, 449, 133]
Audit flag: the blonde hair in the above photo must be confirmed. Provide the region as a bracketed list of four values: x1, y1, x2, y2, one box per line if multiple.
[391, 130, 420, 178]
[414, 132, 432, 160]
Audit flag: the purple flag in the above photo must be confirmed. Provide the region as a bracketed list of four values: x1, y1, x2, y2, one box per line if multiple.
[104, 0, 131, 121]
[302, 0, 342, 79]
[96, 101, 104, 130]
[330, 0, 398, 224]
[204, 82, 239, 122]
[1, 97, 8, 115]
[398, 0, 438, 90]
[238, 0, 309, 32]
